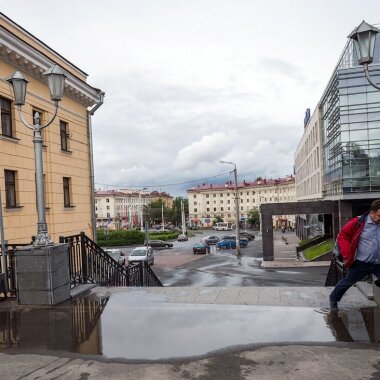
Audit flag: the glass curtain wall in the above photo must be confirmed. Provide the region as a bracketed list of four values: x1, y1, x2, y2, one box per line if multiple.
[321, 35, 380, 196]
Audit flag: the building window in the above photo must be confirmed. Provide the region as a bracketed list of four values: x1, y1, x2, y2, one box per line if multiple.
[246, 199, 249, 203]
[206, 194, 209, 198]
[193, 194, 196, 198]
[207, 208, 210, 212]
[106, 199, 109, 203]
[241, 206, 243, 211]
[227, 193, 230, 196]
[213, 194, 216, 197]
[220, 200, 223, 204]
[220, 193, 223, 197]
[228, 200, 230, 204]
[213, 207, 216, 211]
[194, 208, 197, 212]
[221, 207, 224, 211]
[0, 97, 12, 137]
[4, 170, 17, 208]
[60, 120, 69, 151]
[63, 177, 72, 207]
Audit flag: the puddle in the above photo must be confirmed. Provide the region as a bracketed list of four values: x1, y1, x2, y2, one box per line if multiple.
[0, 293, 379, 361]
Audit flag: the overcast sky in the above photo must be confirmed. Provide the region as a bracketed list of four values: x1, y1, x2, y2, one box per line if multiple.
[3, 1, 380, 196]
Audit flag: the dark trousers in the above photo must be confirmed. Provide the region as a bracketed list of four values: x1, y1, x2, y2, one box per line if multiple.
[330, 260, 380, 303]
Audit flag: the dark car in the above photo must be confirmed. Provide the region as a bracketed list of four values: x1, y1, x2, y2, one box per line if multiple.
[222, 235, 249, 244]
[146, 240, 173, 249]
[204, 236, 219, 245]
[217, 239, 248, 249]
[240, 232, 255, 241]
[193, 242, 210, 254]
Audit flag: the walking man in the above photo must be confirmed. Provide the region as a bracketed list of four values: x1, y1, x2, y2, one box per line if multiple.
[330, 199, 380, 311]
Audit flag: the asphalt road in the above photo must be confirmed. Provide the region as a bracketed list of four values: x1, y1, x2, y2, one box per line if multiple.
[139, 229, 330, 287]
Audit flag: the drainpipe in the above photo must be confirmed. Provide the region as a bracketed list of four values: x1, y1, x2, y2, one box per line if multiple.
[88, 90, 105, 241]
[0, 187, 7, 289]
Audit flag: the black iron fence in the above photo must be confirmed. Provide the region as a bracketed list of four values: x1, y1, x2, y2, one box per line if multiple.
[0, 243, 30, 300]
[60, 232, 162, 288]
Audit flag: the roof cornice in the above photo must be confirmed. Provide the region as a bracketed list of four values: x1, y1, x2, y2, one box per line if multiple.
[0, 25, 102, 107]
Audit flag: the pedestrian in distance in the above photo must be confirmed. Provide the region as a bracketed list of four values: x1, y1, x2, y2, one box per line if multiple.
[329, 199, 380, 312]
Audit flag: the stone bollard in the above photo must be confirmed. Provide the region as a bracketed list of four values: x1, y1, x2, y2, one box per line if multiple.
[14, 243, 70, 305]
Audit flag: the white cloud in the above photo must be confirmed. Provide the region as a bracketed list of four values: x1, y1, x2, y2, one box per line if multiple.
[2, 0, 380, 194]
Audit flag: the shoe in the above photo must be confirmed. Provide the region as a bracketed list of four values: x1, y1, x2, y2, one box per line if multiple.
[375, 279, 380, 287]
[329, 296, 339, 312]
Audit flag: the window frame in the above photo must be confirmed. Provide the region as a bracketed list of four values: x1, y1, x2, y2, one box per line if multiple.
[4, 170, 17, 208]
[0, 97, 13, 137]
[60, 120, 70, 151]
[63, 177, 72, 207]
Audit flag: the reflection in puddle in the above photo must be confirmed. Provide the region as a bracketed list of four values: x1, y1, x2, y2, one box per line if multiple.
[0, 293, 379, 361]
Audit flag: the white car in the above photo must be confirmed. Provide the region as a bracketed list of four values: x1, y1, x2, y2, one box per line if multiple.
[104, 249, 127, 266]
[128, 247, 154, 266]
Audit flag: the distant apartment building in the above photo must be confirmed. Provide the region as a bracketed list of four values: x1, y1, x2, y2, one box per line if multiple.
[295, 105, 323, 201]
[187, 176, 296, 228]
[95, 189, 173, 229]
[0, 13, 103, 243]
[294, 27, 380, 237]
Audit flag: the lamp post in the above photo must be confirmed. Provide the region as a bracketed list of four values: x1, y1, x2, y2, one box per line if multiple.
[219, 160, 241, 256]
[348, 21, 380, 89]
[7, 65, 66, 246]
[138, 188, 147, 231]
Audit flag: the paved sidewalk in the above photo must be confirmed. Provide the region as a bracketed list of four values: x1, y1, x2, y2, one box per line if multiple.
[0, 285, 379, 380]
[95, 285, 375, 308]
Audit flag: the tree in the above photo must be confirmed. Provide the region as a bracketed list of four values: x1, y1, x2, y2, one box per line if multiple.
[170, 197, 189, 226]
[247, 208, 260, 227]
[213, 215, 223, 226]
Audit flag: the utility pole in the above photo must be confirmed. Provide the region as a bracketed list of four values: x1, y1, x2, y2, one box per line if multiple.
[219, 160, 241, 257]
[181, 198, 186, 235]
[161, 202, 165, 231]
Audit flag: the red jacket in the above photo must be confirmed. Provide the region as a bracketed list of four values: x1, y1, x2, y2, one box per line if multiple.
[337, 214, 367, 268]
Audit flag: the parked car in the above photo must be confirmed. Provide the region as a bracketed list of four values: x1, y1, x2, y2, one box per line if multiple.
[146, 240, 173, 249]
[222, 235, 249, 245]
[128, 247, 154, 265]
[104, 249, 127, 266]
[240, 232, 255, 241]
[204, 236, 220, 245]
[177, 234, 188, 242]
[193, 242, 210, 254]
[217, 239, 248, 249]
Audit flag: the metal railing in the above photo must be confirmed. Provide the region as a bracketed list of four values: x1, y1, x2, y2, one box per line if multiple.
[0, 243, 30, 300]
[60, 232, 162, 288]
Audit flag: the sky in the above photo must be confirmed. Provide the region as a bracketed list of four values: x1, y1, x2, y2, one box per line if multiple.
[2, 0, 380, 196]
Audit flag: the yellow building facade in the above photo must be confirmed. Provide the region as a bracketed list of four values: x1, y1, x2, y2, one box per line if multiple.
[0, 13, 103, 243]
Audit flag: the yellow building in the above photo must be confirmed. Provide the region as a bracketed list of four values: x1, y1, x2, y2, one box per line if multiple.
[0, 13, 103, 243]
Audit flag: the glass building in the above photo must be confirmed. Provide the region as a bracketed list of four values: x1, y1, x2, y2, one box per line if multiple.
[321, 33, 380, 198]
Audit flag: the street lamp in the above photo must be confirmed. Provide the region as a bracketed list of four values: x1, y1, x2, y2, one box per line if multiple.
[348, 21, 380, 90]
[7, 65, 66, 246]
[219, 160, 241, 256]
[138, 188, 147, 231]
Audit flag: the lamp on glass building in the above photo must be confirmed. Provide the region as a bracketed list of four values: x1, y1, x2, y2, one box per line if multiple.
[7, 65, 66, 246]
[348, 21, 380, 90]
[219, 160, 241, 257]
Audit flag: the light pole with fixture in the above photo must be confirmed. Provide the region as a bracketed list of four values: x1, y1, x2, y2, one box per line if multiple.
[138, 188, 148, 231]
[219, 160, 241, 256]
[348, 21, 380, 89]
[7, 65, 66, 246]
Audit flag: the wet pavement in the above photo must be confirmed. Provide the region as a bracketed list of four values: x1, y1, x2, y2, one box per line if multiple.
[0, 286, 378, 363]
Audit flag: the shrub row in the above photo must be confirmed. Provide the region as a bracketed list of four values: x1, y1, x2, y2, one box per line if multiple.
[96, 229, 145, 246]
[96, 229, 181, 246]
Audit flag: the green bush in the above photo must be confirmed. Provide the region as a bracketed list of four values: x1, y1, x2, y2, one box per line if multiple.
[148, 231, 180, 241]
[97, 229, 144, 246]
